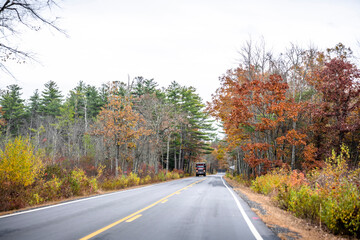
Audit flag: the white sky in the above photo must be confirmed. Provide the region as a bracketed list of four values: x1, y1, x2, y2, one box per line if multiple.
[1, 0, 360, 102]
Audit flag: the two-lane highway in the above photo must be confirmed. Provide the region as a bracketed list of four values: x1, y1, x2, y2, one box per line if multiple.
[0, 174, 279, 240]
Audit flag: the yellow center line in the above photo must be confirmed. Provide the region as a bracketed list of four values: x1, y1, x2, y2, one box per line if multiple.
[126, 214, 142, 222]
[161, 199, 168, 204]
[79, 178, 205, 240]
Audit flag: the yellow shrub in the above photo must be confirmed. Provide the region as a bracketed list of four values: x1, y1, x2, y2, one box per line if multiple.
[127, 172, 140, 186]
[43, 176, 62, 200]
[165, 172, 172, 180]
[142, 175, 152, 184]
[0, 137, 43, 187]
[251, 169, 289, 195]
[29, 193, 44, 205]
[171, 172, 180, 179]
[251, 145, 360, 237]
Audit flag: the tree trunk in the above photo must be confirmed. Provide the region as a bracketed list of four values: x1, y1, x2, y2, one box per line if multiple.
[237, 150, 241, 174]
[166, 134, 171, 173]
[291, 121, 297, 170]
[84, 98, 88, 133]
[174, 146, 177, 170]
[179, 133, 183, 170]
[115, 144, 120, 177]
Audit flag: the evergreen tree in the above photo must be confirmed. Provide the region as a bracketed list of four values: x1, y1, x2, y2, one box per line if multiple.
[67, 81, 87, 118]
[27, 89, 41, 130]
[132, 76, 159, 97]
[85, 85, 103, 119]
[67, 82, 104, 120]
[0, 84, 26, 136]
[28, 89, 41, 116]
[179, 86, 214, 158]
[165, 82, 214, 171]
[40, 80, 63, 117]
[99, 83, 110, 107]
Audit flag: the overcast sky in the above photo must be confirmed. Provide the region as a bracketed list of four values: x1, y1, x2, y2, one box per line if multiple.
[1, 0, 360, 102]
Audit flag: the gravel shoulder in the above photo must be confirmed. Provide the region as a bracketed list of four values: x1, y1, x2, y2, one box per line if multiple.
[224, 176, 350, 240]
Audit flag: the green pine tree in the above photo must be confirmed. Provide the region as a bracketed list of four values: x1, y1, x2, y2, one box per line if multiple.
[40, 80, 63, 117]
[0, 84, 26, 136]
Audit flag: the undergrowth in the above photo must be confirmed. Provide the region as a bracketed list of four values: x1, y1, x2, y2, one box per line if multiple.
[249, 145, 360, 237]
[0, 137, 187, 211]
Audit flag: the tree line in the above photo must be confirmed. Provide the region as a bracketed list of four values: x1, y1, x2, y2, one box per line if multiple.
[0, 78, 215, 176]
[209, 42, 360, 177]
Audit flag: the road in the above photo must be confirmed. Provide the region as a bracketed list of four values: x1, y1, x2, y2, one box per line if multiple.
[0, 174, 278, 240]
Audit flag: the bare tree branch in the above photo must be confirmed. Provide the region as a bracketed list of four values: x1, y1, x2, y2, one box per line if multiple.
[0, 0, 66, 76]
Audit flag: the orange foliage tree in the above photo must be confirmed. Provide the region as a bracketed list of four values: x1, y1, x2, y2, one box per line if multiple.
[209, 67, 313, 176]
[91, 95, 148, 176]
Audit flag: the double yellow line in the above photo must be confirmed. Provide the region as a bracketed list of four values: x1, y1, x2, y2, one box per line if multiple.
[80, 178, 205, 240]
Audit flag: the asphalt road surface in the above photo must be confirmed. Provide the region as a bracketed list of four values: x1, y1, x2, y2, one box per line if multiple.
[0, 174, 279, 240]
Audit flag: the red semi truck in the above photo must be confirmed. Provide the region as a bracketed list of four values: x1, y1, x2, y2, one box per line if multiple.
[195, 162, 206, 177]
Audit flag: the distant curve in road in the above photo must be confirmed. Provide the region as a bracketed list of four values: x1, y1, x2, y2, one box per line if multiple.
[0, 174, 279, 240]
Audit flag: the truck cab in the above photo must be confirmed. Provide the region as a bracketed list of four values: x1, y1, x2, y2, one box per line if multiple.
[195, 162, 206, 177]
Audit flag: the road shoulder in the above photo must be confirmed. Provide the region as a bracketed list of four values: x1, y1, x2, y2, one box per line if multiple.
[223, 177, 346, 240]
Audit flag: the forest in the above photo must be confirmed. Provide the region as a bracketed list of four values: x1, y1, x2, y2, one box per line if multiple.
[0, 39, 359, 236]
[209, 42, 360, 237]
[0, 77, 216, 210]
[1, 0, 359, 238]
[209, 42, 359, 174]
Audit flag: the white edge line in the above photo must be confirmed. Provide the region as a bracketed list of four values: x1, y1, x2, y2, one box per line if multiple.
[221, 176, 263, 240]
[0, 177, 195, 220]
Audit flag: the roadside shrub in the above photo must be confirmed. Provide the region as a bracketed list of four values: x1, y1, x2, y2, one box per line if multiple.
[225, 172, 233, 179]
[100, 178, 116, 191]
[127, 173, 140, 186]
[173, 169, 185, 178]
[165, 172, 172, 180]
[171, 172, 180, 179]
[0, 137, 43, 187]
[251, 168, 289, 195]
[0, 184, 28, 211]
[140, 175, 152, 185]
[29, 193, 44, 206]
[68, 168, 86, 195]
[157, 171, 166, 181]
[42, 176, 62, 200]
[287, 185, 321, 220]
[68, 168, 98, 195]
[89, 177, 98, 192]
[321, 180, 360, 236]
[43, 164, 66, 180]
[109, 175, 127, 189]
[250, 145, 360, 237]
[0, 137, 43, 211]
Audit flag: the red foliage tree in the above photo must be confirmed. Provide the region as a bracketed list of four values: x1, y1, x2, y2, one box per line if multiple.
[309, 58, 360, 161]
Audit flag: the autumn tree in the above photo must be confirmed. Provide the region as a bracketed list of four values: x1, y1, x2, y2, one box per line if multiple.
[309, 57, 360, 163]
[211, 142, 229, 170]
[209, 67, 309, 175]
[92, 95, 147, 176]
[135, 93, 180, 173]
